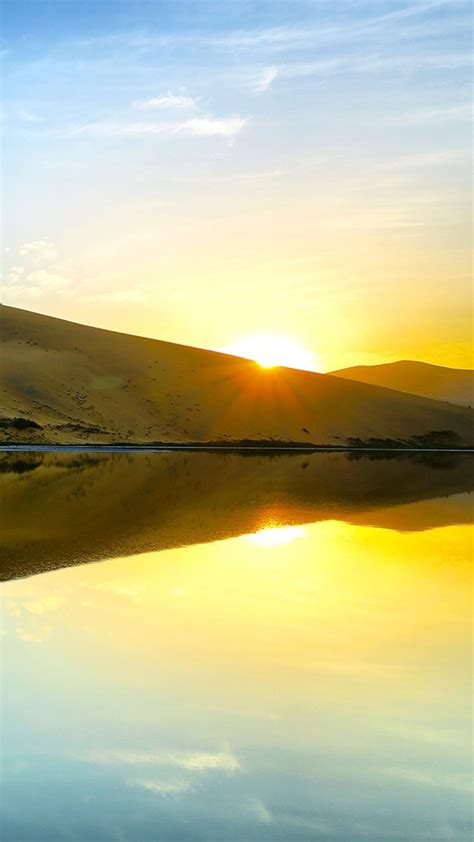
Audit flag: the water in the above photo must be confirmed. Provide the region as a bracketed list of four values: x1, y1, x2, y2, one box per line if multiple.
[1, 452, 472, 841]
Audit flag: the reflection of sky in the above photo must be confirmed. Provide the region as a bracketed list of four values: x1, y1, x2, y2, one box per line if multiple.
[1, 519, 472, 841]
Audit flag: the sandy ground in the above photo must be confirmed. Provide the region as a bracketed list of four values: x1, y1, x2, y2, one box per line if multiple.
[1, 305, 473, 446]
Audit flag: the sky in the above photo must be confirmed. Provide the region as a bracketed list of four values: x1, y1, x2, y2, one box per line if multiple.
[1, 0, 472, 371]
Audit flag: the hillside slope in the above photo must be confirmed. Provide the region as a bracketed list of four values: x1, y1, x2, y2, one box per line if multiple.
[330, 360, 473, 407]
[1, 306, 473, 446]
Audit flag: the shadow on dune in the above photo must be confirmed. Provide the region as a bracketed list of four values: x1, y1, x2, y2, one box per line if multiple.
[0, 450, 472, 581]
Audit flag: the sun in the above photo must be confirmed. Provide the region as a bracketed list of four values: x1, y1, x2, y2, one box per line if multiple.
[224, 334, 318, 371]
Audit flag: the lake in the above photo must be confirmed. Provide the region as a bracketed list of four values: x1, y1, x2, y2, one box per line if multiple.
[1, 451, 472, 841]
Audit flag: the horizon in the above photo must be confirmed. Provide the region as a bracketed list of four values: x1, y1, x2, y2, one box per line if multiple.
[1, 0, 472, 371]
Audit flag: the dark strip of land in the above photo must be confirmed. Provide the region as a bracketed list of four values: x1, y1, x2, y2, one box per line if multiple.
[1, 444, 473, 453]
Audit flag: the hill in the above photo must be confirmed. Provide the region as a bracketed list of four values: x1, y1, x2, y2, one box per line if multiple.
[330, 360, 473, 407]
[1, 450, 472, 581]
[1, 306, 473, 447]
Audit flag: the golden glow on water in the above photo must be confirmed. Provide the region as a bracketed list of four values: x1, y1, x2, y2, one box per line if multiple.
[242, 525, 307, 546]
[1, 515, 472, 839]
[2, 520, 470, 686]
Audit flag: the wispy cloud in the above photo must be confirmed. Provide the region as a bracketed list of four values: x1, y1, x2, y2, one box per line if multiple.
[278, 52, 471, 81]
[133, 92, 197, 110]
[207, 0, 457, 52]
[392, 102, 472, 125]
[68, 115, 247, 140]
[381, 150, 466, 170]
[65, 0, 456, 58]
[252, 66, 279, 93]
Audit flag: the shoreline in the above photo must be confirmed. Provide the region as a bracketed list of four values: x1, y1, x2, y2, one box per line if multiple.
[1, 444, 473, 454]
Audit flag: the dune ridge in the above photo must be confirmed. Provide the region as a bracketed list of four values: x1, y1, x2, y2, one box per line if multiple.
[330, 360, 473, 407]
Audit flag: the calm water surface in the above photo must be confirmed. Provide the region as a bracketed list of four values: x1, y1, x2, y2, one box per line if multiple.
[0, 452, 472, 841]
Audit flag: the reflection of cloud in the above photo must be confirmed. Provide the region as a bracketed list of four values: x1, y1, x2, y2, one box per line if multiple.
[94, 582, 144, 603]
[243, 525, 306, 547]
[248, 798, 273, 824]
[171, 751, 240, 772]
[16, 625, 52, 643]
[383, 767, 473, 793]
[131, 779, 192, 797]
[74, 748, 240, 773]
[5, 599, 21, 617]
[23, 595, 65, 615]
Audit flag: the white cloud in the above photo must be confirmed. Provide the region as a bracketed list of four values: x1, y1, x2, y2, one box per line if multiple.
[133, 92, 197, 110]
[25, 269, 71, 291]
[18, 239, 58, 262]
[4, 268, 72, 299]
[7, 266, 24, 283]
[177, 117, 247, 138]
[252, 66, 278, 94]
[70, 115, 247, 140]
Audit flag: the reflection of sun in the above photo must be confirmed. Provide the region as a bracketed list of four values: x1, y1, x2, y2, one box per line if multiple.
[225, 335, 318, 371]
[243, 525, 307, 547]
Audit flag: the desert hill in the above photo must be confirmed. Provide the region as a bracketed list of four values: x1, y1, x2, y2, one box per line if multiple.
[1, 450, 472, 581]
[1, 305, 473, 446]
[330, 360, 473, 407]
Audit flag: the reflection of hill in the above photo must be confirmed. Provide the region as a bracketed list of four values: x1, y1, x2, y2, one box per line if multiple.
[1, 451, 472, 582]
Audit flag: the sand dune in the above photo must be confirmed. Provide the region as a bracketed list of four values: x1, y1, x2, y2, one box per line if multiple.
[331, 360, 473, 407]
[1, 305, 473, 446]
[0, 450, 472, 581]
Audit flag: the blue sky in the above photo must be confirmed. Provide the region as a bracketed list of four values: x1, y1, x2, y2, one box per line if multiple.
[1, 0, 472, 369]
